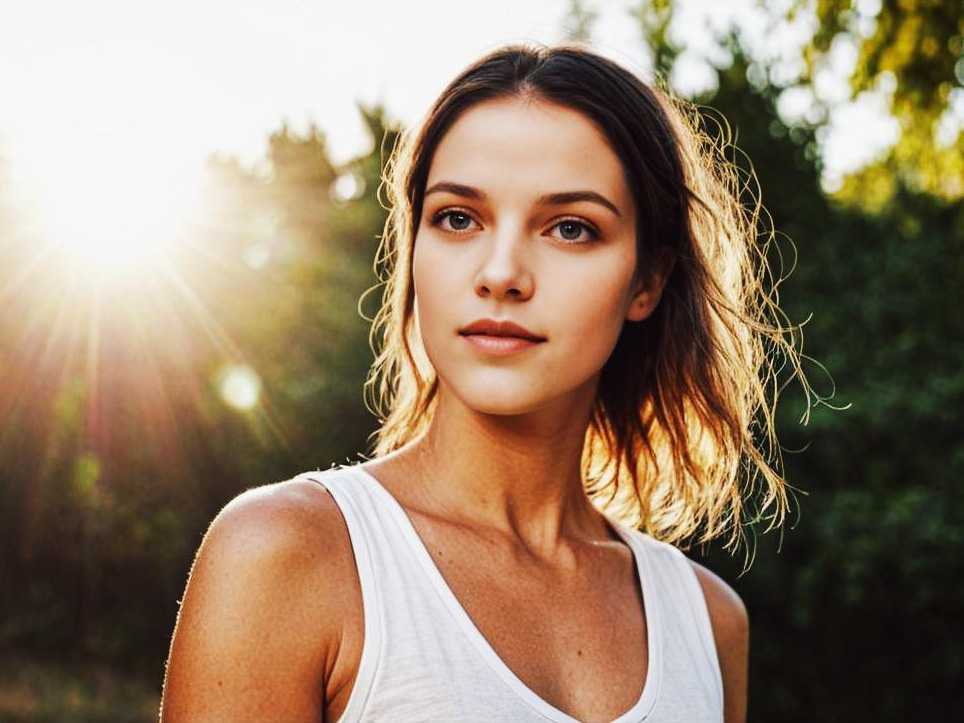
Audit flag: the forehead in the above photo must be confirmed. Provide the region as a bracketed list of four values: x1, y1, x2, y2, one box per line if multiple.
[426, 97, 631, 208]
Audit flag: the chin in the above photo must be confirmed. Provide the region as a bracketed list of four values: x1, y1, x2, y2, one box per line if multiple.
[455, 387, 547, 417]
[467, 397, 546, 417]
[432, 370, 536, 414]
[441, 370, 594, 420]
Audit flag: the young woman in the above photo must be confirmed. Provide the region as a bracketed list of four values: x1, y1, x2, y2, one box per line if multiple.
[161, 43, 810, 722]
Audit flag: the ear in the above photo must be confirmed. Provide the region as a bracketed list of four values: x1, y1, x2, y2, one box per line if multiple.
[626, 248, 676, 323]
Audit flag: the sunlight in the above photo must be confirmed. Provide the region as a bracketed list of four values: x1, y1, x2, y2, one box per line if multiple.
[0, 124, 282, 476]
[217, 363, 262, 411]
[14, 136, 205, 276]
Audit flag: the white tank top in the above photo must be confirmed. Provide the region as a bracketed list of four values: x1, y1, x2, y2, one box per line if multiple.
[296, 465, 724, 722]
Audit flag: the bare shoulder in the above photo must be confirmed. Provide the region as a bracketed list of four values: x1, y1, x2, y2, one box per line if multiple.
[184, 476, 357, 617]
[160, 475, 358, 722]
[688, 559, 749, 641]
[688, 559, 749, 723]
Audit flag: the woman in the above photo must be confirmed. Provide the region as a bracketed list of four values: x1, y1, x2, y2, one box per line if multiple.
[161, 43, 811, 722]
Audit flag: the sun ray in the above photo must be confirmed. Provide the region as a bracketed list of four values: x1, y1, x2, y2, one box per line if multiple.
[155, 258, 247, 363]
[153, 257, 296, 453]
[0, 240, 58, 306]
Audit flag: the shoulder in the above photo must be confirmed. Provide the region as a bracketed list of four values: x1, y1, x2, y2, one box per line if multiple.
[210, 474, 351, 558]
[640, 537, 749, 655]
[687, 558, 749, 644]
[688, 558, 749, 723]
[191, 475, 358, 604]
[160, 474, 359, 720]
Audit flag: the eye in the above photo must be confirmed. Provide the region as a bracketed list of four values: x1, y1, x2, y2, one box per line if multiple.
[430, 209, 479, 234]
[548, 219, 599, 244]
[429, 209, 600, 244]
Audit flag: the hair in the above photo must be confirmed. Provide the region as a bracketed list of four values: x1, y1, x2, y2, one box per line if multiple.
[362, 42, 823, 566]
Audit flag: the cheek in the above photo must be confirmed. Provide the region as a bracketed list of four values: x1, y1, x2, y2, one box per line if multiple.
[539, 262, 635, 372]
[559, 290, 626, 366]
[552, 254, 635, 333]
[412, 240, 453, 345]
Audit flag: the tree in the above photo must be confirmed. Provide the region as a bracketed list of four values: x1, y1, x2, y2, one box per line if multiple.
[800, 0, 964, 208]
[628, 0, 964, 717]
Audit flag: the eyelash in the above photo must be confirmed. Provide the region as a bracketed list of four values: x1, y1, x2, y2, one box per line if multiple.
[428, 208, 600, 244]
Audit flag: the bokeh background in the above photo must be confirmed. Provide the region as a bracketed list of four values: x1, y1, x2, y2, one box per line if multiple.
[0, 0, 961, 720]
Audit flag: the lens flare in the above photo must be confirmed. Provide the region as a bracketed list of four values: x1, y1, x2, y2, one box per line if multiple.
[217, 363, 262, 411]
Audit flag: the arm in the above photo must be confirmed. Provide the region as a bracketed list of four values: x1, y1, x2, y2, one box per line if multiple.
[689, 560, 750, 723]
[159, 479, 349, 722]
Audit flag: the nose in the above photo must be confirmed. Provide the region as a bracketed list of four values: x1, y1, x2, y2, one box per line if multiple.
[473, 224, 534, 301]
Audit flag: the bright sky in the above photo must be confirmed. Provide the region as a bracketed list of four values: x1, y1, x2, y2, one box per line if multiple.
[0, 0, 899, 227]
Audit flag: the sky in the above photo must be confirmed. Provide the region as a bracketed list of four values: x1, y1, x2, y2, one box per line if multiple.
[0, 0, 902, 231]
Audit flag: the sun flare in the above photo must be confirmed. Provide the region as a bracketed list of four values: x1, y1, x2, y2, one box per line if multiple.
[0, 125, 290, 465]
[14, 136, 205, 276]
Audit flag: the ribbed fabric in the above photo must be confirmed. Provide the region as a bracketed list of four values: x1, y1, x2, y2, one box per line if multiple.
[296, 465, 723, 723]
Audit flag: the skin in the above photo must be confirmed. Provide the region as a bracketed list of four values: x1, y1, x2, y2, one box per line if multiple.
[159, 97, 749, 722]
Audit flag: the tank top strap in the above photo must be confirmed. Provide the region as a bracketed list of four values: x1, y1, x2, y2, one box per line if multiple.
[616, 525, 725, 714]
[291, 467, 385, 721]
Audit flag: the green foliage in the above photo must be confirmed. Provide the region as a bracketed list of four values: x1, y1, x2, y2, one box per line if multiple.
[632, 0, 677, 78]
[803, 0, 964, 206]
[562, 0, 599, 43]
[633, 1, 964, 717]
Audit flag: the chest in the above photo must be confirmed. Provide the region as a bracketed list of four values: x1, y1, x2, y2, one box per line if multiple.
[369, 515, 651, 722]
[459, 577, 648, 715]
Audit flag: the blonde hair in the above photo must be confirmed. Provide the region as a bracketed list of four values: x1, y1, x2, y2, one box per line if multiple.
[361, 43, 827, 568]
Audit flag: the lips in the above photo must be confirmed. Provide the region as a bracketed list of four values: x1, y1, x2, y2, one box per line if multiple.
[458, 318, 546, 342]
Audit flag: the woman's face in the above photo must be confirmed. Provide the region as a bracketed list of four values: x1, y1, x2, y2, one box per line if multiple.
[413, 97, 659, 416]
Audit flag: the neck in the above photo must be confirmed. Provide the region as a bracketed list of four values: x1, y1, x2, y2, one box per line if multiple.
[388, 378, 615, 555]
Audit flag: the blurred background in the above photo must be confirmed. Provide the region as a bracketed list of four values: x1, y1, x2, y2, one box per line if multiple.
[0, 0, 960, 720]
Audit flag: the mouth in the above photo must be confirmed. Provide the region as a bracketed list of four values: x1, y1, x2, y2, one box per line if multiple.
[459, 333, 544, 355]
[457, 318, 546, 342]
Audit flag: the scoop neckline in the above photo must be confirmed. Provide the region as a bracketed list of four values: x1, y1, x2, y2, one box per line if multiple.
[349, 464, 662, 723]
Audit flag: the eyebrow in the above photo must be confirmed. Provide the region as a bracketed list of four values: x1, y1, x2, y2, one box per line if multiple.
[423, 181, 622, 218]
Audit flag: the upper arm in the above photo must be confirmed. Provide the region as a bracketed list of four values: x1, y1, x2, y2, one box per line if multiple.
[689, 560, 749, 723]
[159, 479, 351, 722]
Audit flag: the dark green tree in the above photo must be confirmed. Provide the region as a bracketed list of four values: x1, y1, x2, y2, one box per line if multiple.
[629, 0, 963, 717]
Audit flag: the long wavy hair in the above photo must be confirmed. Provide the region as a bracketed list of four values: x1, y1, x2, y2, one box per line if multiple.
[361, 42, 822, 564]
